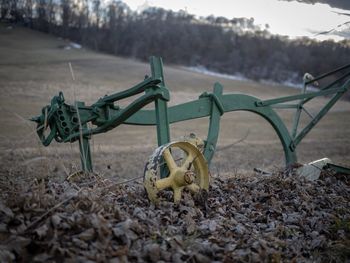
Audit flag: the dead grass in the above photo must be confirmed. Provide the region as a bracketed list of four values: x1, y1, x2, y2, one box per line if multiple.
[0, 169, 349, 262]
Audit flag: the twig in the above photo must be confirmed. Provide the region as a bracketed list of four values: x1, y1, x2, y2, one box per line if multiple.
[68, 62, 88, 172]
[24, 188, 83, 233]
[254, 167, 272, 176]
[44, 107, 48, 130]
[216, 130, 250, 152]
[102, 176, 144, 190]
[314, 21, 350, 36]
[68, 62, 76, 81]
[333, 11, 350, 17]
[0, 107, 46, 147]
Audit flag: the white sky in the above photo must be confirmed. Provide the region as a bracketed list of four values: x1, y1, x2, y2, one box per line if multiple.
[121, 0, 350, 41]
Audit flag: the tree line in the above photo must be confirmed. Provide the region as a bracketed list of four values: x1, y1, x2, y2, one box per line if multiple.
[1, 0, 350, 85]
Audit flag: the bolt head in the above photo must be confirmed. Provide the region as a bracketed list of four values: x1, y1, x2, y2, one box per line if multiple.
[184, 171, 195, 184]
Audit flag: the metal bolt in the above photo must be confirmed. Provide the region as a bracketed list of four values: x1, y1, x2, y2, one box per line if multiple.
[184, 171, 195, 184]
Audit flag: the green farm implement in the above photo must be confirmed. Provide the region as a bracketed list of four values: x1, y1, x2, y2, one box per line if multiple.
[31, 57, 350, 202]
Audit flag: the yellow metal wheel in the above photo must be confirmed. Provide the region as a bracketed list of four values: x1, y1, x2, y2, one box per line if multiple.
[144, 141, 209, 204]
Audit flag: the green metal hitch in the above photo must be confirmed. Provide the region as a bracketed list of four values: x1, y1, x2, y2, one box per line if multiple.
[31, 57, 350, 176]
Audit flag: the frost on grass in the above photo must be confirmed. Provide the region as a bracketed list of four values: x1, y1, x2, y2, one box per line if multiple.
[0, 170, 349, 262]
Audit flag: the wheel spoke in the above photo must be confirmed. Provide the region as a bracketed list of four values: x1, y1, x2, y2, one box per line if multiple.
[181, 152, 194, 170]
[155, 176, 173, 191]
[163, 148, 178, 171]
[186, 183, 200, 193]
[173, 187, 184, 203]
[144, 141, 209, 204]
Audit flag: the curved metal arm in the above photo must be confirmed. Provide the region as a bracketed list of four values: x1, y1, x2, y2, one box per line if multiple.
[63, 86, 169, 142]
[124, 92, 298, 166]
[36, 120, 58, 146]
[94, 77, 162, 105]
[31, 92, 65, 146]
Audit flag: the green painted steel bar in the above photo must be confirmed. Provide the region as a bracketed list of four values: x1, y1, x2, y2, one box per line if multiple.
[203, 83, 224, 164]
[303, 70, 350, 104]
[291, 106, 302, 139]
[221, 94, 297, 165]
[78, 135, 93, 172]
[151, 56, 171, 147]
[150, 56, 171, 179]
[256, 87, 345, 107]
[325, 163, 350, 175]
[122, 74, 349, 166]
[293, 80, 350, 147]
[304, 63, 350, 85]
[64, 86, 169, 142]
[76, 101, 93, 172]
[291, 81, 307, 139]
[124, 93, 298, 165]
[96, 77, 161, 105]
[271, 104, 298, 109]
[124, 98, 212, 125]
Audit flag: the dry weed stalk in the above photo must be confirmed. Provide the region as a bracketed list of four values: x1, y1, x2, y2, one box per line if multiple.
[68, 62, 89, 173]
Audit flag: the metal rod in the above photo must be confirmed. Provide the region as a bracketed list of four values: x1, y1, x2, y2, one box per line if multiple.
[203, 83, 223, 164]
[302, 107, 315, 119]
[291, 82, 308, 138]
[305, 63, 350, 85]
[98, 77, 161, 104]
[293, 79, 350, 145]
[271, 104, 299, 109]
[151, 56, 170, 146]
[76, 101, 93, 172]
[291, 104, 302, 139]
[293, 91, 346, 147]
[150, 56, 171, 179]
[64, 90, 165, 142]
[303, 71, 350, 104]
[256, 87, 345, 107]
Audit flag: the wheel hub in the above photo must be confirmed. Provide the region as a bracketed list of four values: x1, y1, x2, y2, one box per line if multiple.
[144, 140, 209, 203]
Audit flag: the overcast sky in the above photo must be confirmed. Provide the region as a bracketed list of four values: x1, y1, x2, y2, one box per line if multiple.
[121, 0, 350, 41]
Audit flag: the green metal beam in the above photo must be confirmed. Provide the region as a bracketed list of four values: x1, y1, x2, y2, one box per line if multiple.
[303, 71, 350, 104]
[76, 101, 93, 172]
[124, 93, 298, 165]
[124, 98, 211, 125]
[304, 63, 350, 85]
[221, 94, 297, 165]
[256, 87, 345, 107]
[203, 83, 224, 164]
[326, 163, 350, 175]
[64, 88, 168, 142]
[150, 56, 171, 147]
[293, 91, 347, 147]
[95, 77, 161, 105]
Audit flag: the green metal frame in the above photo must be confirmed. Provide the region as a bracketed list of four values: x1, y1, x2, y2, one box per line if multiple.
[31, 57, 350, 173]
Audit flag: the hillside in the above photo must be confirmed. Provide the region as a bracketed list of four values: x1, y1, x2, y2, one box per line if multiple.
[0, 24, 350, 181]
[5, 0, 350, 86]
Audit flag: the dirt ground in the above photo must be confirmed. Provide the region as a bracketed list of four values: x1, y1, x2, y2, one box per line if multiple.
[1, 169, 349, 262]
[0, 24, 350, 183]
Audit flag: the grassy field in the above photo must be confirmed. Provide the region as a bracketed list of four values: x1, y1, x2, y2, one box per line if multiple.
[1, 24, 350, 182]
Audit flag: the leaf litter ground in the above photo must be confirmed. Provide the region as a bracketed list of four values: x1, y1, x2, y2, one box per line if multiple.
[0, 169, 349, 262]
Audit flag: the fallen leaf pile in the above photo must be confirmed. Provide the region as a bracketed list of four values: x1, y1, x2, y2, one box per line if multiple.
[0, 169, 349, 262]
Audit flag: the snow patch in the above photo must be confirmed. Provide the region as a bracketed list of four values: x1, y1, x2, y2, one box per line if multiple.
[185, 66, 319, 92]
[63, 42, 82, 50]
[185, 66, 247, 82]
[70, 42, 82, 49]
[262, 79, 319, 92]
